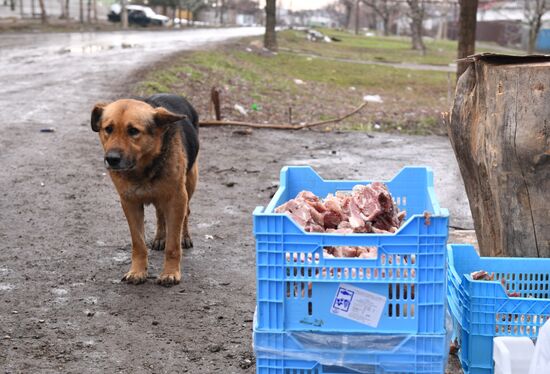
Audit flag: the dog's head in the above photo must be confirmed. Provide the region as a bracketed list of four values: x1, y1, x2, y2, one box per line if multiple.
[91, 99, 185, 172]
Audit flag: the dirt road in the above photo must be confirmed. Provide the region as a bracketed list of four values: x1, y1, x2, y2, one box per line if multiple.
[0, 29, 468, 373]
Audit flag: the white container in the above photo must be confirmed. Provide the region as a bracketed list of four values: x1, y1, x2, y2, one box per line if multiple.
[493, 336, 535, 374]
[529, 319, 550, 374]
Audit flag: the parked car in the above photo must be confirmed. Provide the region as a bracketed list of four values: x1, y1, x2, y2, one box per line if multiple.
[108, 4, 170, 27]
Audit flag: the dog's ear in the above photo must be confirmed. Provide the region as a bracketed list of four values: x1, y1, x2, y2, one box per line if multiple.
[91, 103, 107, 132]
[154, 107, 186, 127]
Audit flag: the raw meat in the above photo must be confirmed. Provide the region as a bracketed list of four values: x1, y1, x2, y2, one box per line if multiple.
[275, 183, 405, 234]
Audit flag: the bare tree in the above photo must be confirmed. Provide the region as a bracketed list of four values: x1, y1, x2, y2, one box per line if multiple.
[457, 0, 478, 78]
[524, 0, 548, 54]
[354, 0, 360, 34]
[65, 0, 70, 19]
[38, 0, 47, 23]
[264, 0, 277, 51]
[406, 0, 426, 53]
[79, 0, 84, 23]
[93, 0, 97, 22]
[86, 0, 91, 23]
[361, 0, 399, 36]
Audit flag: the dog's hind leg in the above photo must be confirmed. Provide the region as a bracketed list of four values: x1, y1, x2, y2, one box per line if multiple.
[152, 206, 166, 251]
[120, 200, 148, 284]
[182, 160, 198, 249]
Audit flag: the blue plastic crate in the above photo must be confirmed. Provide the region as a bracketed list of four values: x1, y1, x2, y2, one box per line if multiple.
[447, 244, 550, 374]
[254, 328, 448, 374]
[254, 166, 449, 334]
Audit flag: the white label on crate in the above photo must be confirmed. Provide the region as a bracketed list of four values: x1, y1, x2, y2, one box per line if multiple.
[331, 284, 387, 327]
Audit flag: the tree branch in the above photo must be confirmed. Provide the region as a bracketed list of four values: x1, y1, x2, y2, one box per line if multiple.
[199, 102, 368, 130]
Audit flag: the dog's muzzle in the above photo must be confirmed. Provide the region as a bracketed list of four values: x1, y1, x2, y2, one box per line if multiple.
[104, 149, 133, 170]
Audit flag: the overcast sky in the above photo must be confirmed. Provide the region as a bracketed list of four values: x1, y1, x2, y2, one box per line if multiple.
[258, 0, 336, 11]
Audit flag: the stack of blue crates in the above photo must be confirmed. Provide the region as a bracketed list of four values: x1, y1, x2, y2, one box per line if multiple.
[447, 244, 550, 374]
[253, 166, 450, 374]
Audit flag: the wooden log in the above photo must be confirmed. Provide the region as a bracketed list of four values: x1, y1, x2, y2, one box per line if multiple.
[447, 54, 550, 257]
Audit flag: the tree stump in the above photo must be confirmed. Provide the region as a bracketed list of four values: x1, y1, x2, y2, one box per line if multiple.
[447, 54, 550, 257]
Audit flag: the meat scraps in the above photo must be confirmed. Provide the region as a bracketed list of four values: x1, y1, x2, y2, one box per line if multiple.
[470, 270, 524, 298]
[275, 183, 406, 234]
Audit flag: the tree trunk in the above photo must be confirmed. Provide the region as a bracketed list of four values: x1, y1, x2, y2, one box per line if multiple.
[219, 0, 225, 25]
[354, 0, 360, 35]
[264, 0, 277, 51]
[121, 0, 128, 29]
[65, 0, 69, 20]
[31, 0, 35, 17]
[86, 0, 91, 23]
[408, 0, 426, 54]
[38, 0, 47, 23]
[18, 0, 22, 17]
[382, 15, 390, 36]
[10, 0, 15, 12]
[79, 0, 84, 23]
[457, 0, 478, 79]
[446, 55, 550, 257]
[92, 0, 97, 22]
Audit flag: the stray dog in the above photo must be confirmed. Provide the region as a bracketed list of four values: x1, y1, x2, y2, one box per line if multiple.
[91, 94, 199, 286]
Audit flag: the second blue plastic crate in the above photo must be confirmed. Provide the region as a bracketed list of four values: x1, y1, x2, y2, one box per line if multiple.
[447, 244, 550, 373]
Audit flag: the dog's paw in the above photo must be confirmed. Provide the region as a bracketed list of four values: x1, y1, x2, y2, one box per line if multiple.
[152, 238, 165, 251]
[182, 235, 193, 249]
[157, 271, 181, 287]
[121, 270, 148, 285]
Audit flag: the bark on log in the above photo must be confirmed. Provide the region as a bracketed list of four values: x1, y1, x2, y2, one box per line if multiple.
[447, 54, 550, 257]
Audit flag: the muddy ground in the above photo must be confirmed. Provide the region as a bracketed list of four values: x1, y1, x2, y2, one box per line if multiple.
[0, 29, 469, 373]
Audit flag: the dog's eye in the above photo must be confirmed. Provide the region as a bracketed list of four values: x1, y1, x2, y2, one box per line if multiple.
[127, 127, 140, 136]
[104, 125, 113, 134]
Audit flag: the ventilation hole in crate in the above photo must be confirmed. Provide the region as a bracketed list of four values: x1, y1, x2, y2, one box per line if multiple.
[374, 269, 379, 279]
[286, 282, 291, 297]
[396, 255, 401, 265]
[396, 284, 401, 299]
[366, 268, 371, 279]
[388, 269, 393, 278]
[402, 196, 407, 206]
[329, 267, 334, 279]
[308, 282, 312, 298]
[396, 196, 401, 205]
[403, 303, 408, 317]
[314, 253, 320, 264]
[388, 284, 393, 300]
[381, 254, 386, 265]
[411, 254, 416, 264]
[411, 284, 415, 300]
[286, 268, 290, 277]
[388, 303, 393, 317]
[358, 268, 364, 279]
[396, 269, 401, 279]
[396, 304, 400, 317]
[307, 268, 312, 277]
[404, 269, 409, 279]
[403, 284, 408, 299]
[512, 274, 516, 281]
[308, 301, 313, 316]
[300, 282, 305, 298]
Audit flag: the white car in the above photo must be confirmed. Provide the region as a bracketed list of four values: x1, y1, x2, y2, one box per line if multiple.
[108, 4, 170, 27]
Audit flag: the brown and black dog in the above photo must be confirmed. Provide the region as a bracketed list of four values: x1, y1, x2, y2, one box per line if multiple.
[91, 94, 199, 286]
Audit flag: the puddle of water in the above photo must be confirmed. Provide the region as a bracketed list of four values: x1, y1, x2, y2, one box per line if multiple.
[286, 153, 363, 168]
[57, 43, 141, 55]
[0, 283, 14, 291]
[51, 288, 68, 296]
[112, 252, 129, 263]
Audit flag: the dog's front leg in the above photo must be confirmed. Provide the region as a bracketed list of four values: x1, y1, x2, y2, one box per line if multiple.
[157, 190, 187, 286]
[120, 199, 148, 284]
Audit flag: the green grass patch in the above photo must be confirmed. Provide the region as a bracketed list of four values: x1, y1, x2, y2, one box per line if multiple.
[278, 29, 509, 66]
[134, 36, 453, 135]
